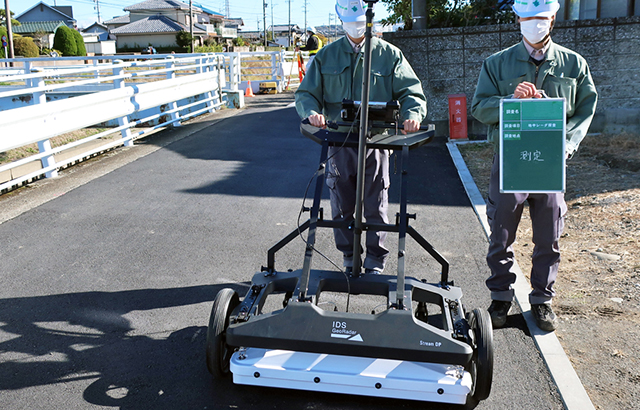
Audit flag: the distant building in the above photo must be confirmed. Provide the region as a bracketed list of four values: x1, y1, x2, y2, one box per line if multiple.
[14, 2, 76, 28]
[82, 22, 116, 55]
[266, 24, 302, 47]
[108, 0, 237, 50]
[13, 2, 77, 50]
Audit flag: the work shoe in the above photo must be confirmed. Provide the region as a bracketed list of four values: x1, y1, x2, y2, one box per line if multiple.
[531, 304, 558, 332]
[364, 268, 382, 275]
[488, 300, 512, 328]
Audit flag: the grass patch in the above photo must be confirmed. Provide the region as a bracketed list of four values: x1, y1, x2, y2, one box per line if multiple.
[0, 128, 109, 165]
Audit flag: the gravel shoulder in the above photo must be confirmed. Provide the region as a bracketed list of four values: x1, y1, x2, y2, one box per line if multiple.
[458, 134, 640, 410]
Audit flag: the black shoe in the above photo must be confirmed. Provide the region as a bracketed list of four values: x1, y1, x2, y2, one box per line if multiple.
[531, 304, 558, 331]
[364, 268, 382, 275]
[488, 300, 512, 328]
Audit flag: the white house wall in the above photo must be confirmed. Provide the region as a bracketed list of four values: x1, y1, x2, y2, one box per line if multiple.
[116, 34, 178, 49]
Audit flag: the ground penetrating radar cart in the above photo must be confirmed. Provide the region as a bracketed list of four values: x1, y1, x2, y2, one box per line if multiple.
[205, 0, 493, 405]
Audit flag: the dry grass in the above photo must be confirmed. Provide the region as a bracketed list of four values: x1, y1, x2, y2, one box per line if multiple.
[0, 128, 108, 165]
[458, 132, 640, 410]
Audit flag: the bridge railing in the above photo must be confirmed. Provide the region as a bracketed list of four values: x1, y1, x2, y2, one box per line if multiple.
[0, 51, 304, 193]
[0, 54, 227, 193]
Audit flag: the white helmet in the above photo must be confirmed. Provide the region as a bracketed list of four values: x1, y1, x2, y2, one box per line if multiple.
[335, 0, 366, 23]
[512, 0, 560, 18]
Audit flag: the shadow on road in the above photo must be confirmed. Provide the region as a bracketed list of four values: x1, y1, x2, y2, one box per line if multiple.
[155, 98, 470, 208]
[0, 284, 479, 409]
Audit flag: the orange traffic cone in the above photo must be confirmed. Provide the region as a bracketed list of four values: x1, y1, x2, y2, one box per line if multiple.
[245, 81, 255, 97]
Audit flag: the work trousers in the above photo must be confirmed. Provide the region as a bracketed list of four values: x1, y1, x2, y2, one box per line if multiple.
[326, 146, 389, 271]
[485, 155, 567, 305]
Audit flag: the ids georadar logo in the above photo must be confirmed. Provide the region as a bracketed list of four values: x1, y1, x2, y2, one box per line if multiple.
[330, 321, 363, 342]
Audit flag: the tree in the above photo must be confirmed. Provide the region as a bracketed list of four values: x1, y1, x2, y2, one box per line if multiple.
[13, 36, 38, 57]
[0, 8, 21, 27]
[71, 29, 87, 56]
[379, 0, 414, 29]
[32, 29, 48, 52]
[175, 31, 193, 49]
[53, 25, 77, 56]
[379, 0, 514, 29]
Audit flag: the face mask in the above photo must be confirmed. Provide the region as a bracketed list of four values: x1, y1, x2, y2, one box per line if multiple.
[520, 19, 552, 44]
[342, 21, 366, 39]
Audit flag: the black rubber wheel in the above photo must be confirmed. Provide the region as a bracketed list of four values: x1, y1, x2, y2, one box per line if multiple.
[466, 308, 494, 401]
[206, 288, 240, 379]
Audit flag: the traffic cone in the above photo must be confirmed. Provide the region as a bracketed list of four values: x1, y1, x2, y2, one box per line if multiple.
[245, 81, 255, 97]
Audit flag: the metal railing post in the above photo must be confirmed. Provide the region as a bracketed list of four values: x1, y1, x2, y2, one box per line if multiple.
[164, 56, 182, 127]
[271, 52, 277, 82]
[203, 54, 217, 113]
[230, 52, 240, 91]
[112, 60, 134, 147]
[30, 66, 59, 178]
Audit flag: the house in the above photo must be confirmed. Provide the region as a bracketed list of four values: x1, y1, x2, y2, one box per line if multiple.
[267, 24, 302, 47]
[14, 2, 76, 28]
[224, 18, 244, 30]
[82, 23, 116, 55]
[12, 2, 77, 49]
[103, 15, 131, 32]
[108, 0, 237, 50]
[12, 20, 66, 50]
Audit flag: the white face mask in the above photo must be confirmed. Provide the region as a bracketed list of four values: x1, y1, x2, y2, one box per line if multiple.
[342, 21, 366, 39]
[520, 19, 552, 44]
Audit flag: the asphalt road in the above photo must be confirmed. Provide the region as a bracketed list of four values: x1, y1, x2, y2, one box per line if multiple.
[0, 93, 564, 409]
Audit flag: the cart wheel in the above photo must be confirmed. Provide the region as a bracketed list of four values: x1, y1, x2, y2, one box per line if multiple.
[206, 288, 240, 379]
[466, 308, 494, 401]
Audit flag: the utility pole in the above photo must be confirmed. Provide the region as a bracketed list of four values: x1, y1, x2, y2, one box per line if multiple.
[303, 0, 308, 39]
[3, 0, 14, 59]
[189, 0, 194, 52]
[263, 0, 267, 47]
[225, 0, 230, 18]
[287, 0, 292, 48]
[271, 1, 274, 46]
[94, 0, 102, 23]
[329, 13, 336, 41]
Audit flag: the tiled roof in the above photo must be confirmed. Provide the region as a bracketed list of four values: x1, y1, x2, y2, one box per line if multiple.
[124, 0, 198, 12]
[12, 20, 66, 34]
[104, 15, 130, 25]
[110, 15, 185, 34]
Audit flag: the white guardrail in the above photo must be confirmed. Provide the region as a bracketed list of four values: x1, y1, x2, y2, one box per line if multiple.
[0, 51, 306, 193]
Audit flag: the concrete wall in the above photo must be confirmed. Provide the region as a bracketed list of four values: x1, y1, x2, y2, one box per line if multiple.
[384, 16, 640, 137]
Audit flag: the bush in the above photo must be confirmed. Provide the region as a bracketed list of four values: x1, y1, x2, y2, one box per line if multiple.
[13, 36, 39, 57]
[232, 37, 244, 47]
[53, 25, 77, 56]
[194, 44, 223, 53]
[175, 31, 192, 48]
[71, 29, 87, 56]
[0, 26, 6, 58]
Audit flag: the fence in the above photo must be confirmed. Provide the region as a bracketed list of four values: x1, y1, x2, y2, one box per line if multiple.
[0, 51, 307, 193]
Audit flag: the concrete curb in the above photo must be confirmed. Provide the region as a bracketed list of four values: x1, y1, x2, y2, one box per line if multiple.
[446, 140, 596, 410]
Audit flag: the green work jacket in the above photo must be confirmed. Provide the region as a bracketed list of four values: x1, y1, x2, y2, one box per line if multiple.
[295, 36, 426, 127]
[471, 41, 598, 157]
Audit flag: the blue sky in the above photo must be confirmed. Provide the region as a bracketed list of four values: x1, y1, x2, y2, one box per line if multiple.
[14, 0, 391, 31]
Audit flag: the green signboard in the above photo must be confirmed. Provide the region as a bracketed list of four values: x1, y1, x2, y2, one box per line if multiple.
[499, 98, 566, 193]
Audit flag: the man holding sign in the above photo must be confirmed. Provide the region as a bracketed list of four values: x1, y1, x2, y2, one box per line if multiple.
[471, 0, 597, 331]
